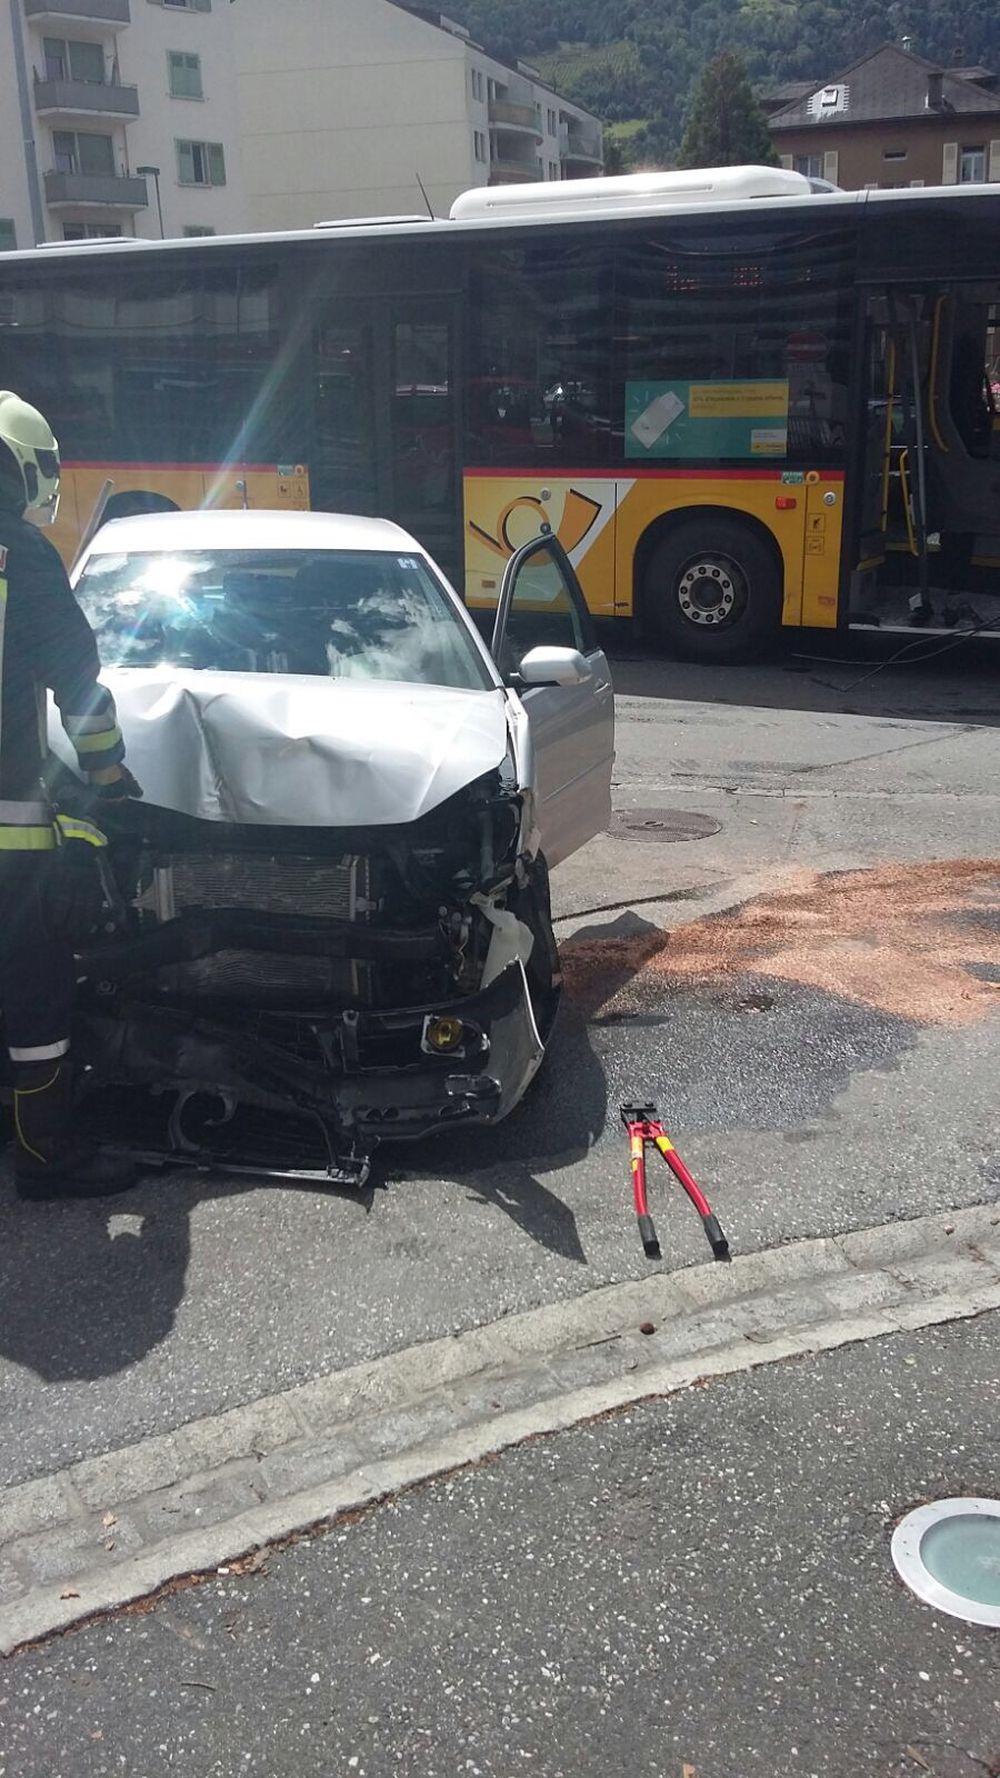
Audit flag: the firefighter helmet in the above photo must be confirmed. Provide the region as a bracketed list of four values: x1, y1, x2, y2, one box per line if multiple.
[0, 391, 61, 520]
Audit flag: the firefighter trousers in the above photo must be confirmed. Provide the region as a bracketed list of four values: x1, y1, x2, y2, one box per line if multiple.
[0, 854, 75, 1062]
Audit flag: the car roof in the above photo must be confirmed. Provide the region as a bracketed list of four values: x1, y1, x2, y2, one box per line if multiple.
[83, 509, 426, 556]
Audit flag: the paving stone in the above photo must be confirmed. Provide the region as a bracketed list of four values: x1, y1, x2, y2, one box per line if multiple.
[838, 1209, 997, 1268]
[132, 1466, 265, 1548]
[678, 1240, 846, 1309]
[71, 1435, 185, 1512]
[546, 1338, 647, 1394]
[889, 1254, 995, 1297]
[817, 1271, 910, 1316]
[0, 1473, 75, 1548]
[641, 1307, 757, 1362]
[180, 1398, 304, 1471]
[448, 1361, 562, 1422]
[257, 1434, 366, 1501]
[0, 1560, 28, 1606]
[13, 1512, 144, 1586]
[349, 1397, 462, 1463]
[741, 1286, 828, 1339]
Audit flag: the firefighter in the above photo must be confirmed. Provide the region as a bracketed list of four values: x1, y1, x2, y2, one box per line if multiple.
[0, 390, 141, 1199]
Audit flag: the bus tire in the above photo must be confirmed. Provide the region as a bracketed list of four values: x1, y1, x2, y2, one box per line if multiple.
[642, 517, 782, 662]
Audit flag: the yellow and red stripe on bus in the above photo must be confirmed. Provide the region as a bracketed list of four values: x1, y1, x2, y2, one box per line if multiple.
[463, 467, 844, 629]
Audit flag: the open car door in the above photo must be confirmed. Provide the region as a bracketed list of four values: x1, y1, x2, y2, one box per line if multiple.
[491, 535, 614, 869]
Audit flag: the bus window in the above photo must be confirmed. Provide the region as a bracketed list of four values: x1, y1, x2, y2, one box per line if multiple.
[2, 260, 296, 470]
[391, 319, 454, 515]
[313, 321, 379, 513]
[469, 241, 613, 466]
[619, 226, 854, 468]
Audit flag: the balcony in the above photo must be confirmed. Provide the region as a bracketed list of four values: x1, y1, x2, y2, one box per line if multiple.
[560, 119, 603, 171]
[489, 157, 542, 185]
[44, 168, 147, 209]
[24, 0, 130, 23]
[34, 76, 139, 120]
[488, 99, 541, 138]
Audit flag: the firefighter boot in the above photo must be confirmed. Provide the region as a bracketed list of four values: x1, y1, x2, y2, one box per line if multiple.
[12, 1059, 138, 1200]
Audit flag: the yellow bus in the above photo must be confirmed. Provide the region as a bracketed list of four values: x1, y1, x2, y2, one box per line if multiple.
[1, 165, 998, 659]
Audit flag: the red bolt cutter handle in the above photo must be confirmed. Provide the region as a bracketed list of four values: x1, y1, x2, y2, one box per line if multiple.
[620, 1104, 730, 1263]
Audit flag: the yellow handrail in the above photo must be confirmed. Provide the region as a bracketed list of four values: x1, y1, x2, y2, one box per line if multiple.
[928, 296, 949, 452]
[897, 448, 918, 555]
[880, 336, 897, 531]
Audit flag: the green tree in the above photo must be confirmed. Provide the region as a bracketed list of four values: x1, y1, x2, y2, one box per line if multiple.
[678, 50, 777, 167]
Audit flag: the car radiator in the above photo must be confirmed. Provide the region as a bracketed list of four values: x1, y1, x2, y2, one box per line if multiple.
[151, 852, 371, 1005]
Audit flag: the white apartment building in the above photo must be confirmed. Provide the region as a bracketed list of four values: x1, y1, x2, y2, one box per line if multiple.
[0, 0, 603, 249]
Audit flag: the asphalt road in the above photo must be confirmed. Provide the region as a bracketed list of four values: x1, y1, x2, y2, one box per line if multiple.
[5, 1314, 1000, 1778]
[1, 642, 999, 1489]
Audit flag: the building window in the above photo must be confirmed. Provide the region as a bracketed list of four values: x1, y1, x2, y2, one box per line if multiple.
[176, 138, 226, 186]
[792, 154, 823, 178]
[548, 161, 559, 179]
[474, 129, 487, 163]
[53, 129, 116, 176]
[183, 224, 215, 236]
[547, 108, 557, 136]
[168, 51, 203, 98]
[43, 37, 105, 84]
[0, 220, 16, 252]
[883, 148, 907, 161]
[470, 68, 484, 102]
[959, 145, 986, 182]
[63, 222, 123, 239]
[160, 0, 212, 12]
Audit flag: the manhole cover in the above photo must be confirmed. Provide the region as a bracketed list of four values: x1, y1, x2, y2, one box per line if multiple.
[607, 808, 722, 844]
[892, 1498, 1000, 1626]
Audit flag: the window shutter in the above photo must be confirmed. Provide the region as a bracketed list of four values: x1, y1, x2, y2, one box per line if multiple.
[989, 140, 1000, 181]
[822, 149, 838, 183]
[208, 142, 226, 186]
[193, 0, 211, 11]
[941, 142, 959, 183]
[778, 153, 793, 170]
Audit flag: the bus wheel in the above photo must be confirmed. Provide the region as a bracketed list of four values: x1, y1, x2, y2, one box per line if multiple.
[643, 518, 781, 662]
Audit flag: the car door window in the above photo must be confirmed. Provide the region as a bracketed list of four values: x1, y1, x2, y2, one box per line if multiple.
[492, 537, 595, 679]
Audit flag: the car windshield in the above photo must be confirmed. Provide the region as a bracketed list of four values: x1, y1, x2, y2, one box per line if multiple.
[75, 547, 493, 692]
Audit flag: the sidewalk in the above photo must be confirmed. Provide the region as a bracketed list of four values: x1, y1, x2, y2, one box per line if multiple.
[4, 1310, 999, 1778]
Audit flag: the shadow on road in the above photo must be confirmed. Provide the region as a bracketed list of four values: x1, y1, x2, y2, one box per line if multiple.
[0, 1159, 376, 1387]
[0, 1172, 193, 1385]
[600, 628, 1000, 726]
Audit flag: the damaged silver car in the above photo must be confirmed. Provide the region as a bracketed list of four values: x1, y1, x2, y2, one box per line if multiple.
[52, 511, 614, 1184]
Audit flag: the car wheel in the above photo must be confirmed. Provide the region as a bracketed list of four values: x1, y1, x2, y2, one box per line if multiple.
[643, 518, 782, 662]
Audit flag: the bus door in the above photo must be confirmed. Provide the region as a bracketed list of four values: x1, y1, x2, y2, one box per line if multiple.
[922, 287, 1000, 575]
[385, 295, 462, 579]
[857, 306, 899, 565]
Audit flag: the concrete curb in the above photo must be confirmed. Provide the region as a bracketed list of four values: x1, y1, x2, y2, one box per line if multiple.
[3, 1202, 999, 1655]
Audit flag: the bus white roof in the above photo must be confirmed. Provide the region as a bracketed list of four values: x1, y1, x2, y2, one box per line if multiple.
[2, 174, 998, 268]
[449, 165, 812, 221]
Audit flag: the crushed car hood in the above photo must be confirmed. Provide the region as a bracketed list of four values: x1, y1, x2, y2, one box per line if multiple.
[50, 670, 511, 826]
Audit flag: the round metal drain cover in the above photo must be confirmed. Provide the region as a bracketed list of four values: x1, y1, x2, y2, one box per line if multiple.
[608, 808, 722, 844]
[892, 1498, 1000, 1626]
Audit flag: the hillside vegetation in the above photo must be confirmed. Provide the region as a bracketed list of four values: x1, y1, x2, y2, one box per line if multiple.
[447, 0, 1000, 163]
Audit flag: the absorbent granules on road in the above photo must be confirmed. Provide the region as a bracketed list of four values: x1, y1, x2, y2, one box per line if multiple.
[561, 858, 1000, 1027]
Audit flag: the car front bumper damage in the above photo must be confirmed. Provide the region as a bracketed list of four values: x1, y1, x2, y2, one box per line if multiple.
[76, 959, 545, 1187]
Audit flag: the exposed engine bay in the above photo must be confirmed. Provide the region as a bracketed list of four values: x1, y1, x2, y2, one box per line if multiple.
[69, 765, 559, 1188]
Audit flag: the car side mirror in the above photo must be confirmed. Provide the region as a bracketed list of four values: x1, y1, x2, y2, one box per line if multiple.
[516, 645, 592, 688]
